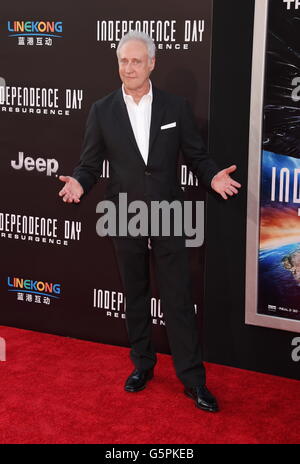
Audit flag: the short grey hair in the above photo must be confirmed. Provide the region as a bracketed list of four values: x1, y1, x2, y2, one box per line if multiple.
[116, 30, 156, 60]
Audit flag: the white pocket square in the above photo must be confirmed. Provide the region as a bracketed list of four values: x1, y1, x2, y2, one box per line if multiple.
[161, 122, 176, 130]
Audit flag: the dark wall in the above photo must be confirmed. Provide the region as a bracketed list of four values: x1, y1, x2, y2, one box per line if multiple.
[204, 0, 299, 380]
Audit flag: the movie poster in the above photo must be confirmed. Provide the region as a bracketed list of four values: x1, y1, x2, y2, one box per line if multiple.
[246, 0, 300, 332]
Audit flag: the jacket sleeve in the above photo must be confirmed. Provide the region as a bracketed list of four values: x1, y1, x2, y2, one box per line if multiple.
[179, 98, 219, 190]
[72, 102, 106, 195]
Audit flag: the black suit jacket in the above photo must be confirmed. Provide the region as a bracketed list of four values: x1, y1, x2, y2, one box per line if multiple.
[72, 86, 219, 203]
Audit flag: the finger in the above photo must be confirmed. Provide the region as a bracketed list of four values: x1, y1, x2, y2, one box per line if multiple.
[230, 180, 242, 188]
[59, 187, 67, 197]
[225, 188, 234, 196]
[59, 175, 70, 183]
[220, 191, 228, 200]
[70, 193, 81, 203]
[228, 186, 239, 194]
[62, 194, 72, 203]
[225, 165, 237, 174]
[70, 194, 79, 203]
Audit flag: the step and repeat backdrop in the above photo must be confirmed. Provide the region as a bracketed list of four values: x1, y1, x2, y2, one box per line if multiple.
[0, 1, 213, 351]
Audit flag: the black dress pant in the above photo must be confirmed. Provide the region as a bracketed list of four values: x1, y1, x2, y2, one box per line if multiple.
[112, 235, 206, 388]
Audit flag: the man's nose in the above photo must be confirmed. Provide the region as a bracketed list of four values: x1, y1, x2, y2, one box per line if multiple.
[125, 62, 134, 73]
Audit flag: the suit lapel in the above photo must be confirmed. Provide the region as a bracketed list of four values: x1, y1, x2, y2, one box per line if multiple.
[148, 87, 166, 157]
[113, 88, 145, 166]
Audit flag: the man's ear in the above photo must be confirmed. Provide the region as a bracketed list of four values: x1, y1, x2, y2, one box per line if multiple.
[150, 57, 156, 72]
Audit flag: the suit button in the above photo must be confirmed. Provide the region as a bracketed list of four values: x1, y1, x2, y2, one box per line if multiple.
[145, 170, 151, 176]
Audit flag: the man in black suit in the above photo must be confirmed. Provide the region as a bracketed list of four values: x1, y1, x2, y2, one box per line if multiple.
[58, 31, 241, 412]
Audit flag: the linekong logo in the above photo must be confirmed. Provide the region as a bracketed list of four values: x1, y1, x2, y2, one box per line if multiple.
[7, 21, 63, 37]
[7, 277, 61, 299]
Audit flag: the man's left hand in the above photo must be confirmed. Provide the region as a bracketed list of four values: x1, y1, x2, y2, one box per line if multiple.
[211, 165, 241, 200]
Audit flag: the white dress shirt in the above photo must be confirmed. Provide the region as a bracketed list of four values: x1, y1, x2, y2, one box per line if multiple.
[122, 80, 153, 165]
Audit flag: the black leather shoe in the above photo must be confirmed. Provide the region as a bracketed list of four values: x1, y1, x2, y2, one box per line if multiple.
[124, 368, 154, 392]
[184, 385, 219, 412]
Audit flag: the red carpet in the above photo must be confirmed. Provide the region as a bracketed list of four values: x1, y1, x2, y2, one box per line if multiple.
[0, 325, 299, 444]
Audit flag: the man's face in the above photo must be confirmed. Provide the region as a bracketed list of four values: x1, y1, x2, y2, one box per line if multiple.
[118, 40, 155, 92]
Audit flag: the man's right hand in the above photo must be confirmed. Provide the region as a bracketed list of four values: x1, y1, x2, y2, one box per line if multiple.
[58, 176, 84, 203]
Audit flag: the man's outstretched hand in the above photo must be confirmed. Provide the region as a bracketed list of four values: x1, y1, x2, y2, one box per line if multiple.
[58, 176, 84, 203]
[211, 165, 241, 200]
